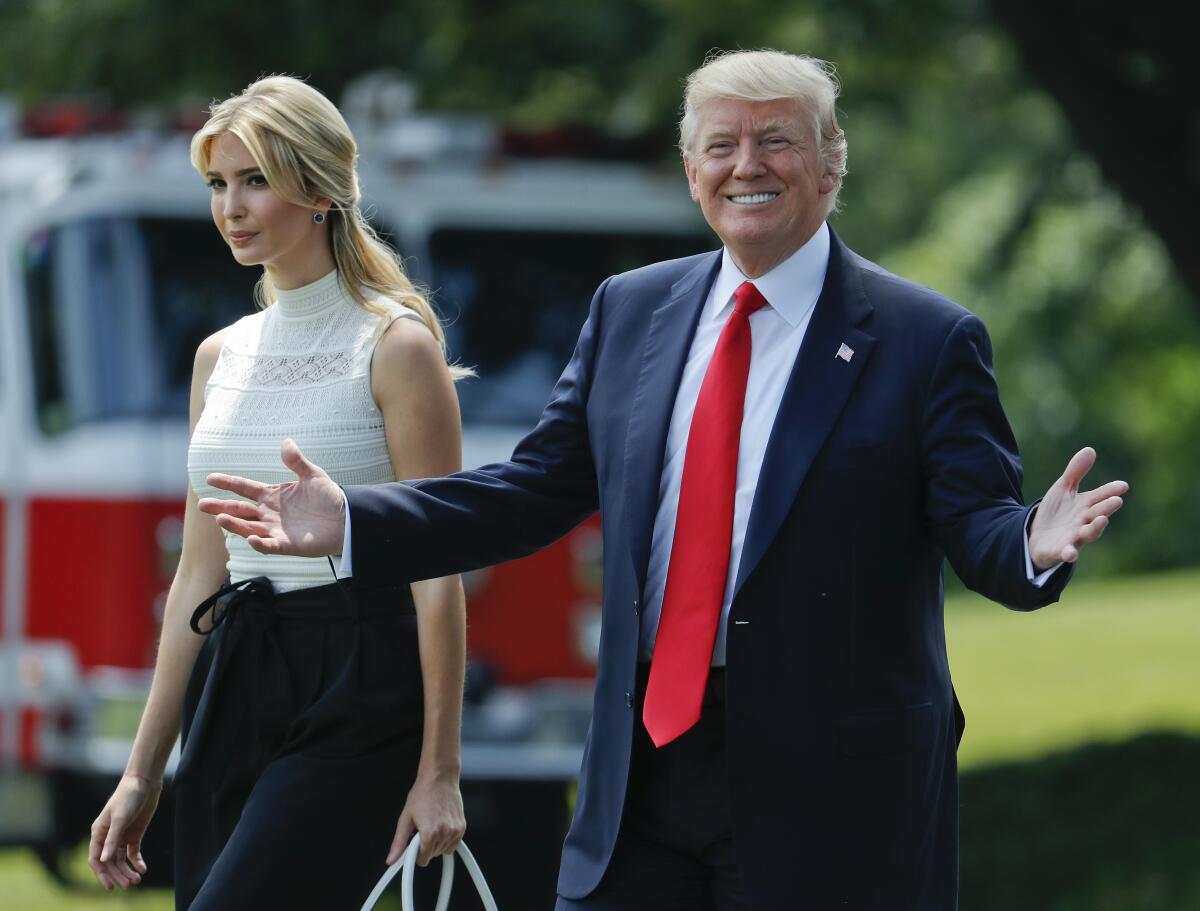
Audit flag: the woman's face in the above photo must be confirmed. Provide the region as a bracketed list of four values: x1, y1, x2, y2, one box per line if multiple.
[205, 132, 327, 278]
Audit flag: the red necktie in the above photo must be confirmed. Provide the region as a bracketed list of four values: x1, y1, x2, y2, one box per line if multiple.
[643, 281, 768, 747]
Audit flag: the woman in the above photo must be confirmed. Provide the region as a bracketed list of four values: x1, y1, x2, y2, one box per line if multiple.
[88, 76, 469, 909]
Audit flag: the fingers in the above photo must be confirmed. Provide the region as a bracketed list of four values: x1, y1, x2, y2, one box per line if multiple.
[281, 438, 322, 481]
[212, 514, 272, 540]
[212, 521, 292, 556]
[1059, 514, 1110, 565]
[247, 534, 290, 555]
[205, 472, 269, 500]
[127, 841, 148, 876]
[88, 819, 113, 891]
[1077, 514, 1110, 545]
[99, 818, 138, 889]
[1085, 495, 1125, 522]
[388, 812, 415, 866]
[197, 497, 262, 521]
[419, 820, 467, 865]
[1059, 446, 1097, 492]
[1083, 480, 1130, 507]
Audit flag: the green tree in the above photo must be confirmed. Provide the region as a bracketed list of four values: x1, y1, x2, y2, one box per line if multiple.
[2, 0, 1196, 572]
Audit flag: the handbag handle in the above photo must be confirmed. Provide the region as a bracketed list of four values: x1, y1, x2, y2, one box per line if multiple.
[359, 833, 500, 911]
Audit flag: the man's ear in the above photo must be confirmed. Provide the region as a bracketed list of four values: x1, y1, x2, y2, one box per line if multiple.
[683, 154, 700, 204]
[818, 171, 838, 197]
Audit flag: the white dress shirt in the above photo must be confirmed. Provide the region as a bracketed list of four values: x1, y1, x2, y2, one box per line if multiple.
[638, 223, 831, 665]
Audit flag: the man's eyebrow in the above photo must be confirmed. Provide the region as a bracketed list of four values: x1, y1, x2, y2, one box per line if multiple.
[204, 166, 263, 178]
[699, 120, 799, 141]
[757, 120, 799, 135]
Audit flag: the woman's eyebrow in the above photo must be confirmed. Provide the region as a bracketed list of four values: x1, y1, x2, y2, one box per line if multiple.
[204, 166, 263, 178]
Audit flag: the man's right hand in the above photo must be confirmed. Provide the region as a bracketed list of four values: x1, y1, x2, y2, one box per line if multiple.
[198, 438, 345, 558]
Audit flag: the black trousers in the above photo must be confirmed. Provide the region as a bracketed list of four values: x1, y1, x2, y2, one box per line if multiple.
[174, 577, 423, 911]
[557, 664, 752, 911]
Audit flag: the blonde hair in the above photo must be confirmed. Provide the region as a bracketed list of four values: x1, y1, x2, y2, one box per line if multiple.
[191, 75, 471, 378]
[679, 49, 848, 215]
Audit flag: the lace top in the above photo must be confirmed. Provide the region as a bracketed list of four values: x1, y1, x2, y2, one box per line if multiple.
[188, 269, 422, 591]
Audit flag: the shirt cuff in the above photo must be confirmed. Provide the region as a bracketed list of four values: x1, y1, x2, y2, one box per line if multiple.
[338, 489, 353, 577]
[1024, 506, 1062, 587]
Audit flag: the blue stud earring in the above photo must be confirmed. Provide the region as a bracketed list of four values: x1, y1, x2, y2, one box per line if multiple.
[313, 211, 326, 224]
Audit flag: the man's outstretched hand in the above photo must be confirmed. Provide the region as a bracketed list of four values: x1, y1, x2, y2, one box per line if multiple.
[198, 439, 345, 557]
[1028, 447, 1128, 573]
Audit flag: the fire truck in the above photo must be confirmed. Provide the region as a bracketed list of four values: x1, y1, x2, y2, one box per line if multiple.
[0, 83, 709, 903]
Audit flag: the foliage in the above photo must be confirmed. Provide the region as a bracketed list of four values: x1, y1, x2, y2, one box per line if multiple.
[960, 734, 1200, 910]
[1, 0, 1197, 572]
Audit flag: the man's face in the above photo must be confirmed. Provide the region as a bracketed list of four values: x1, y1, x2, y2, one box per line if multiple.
[683, 97, 836, 276]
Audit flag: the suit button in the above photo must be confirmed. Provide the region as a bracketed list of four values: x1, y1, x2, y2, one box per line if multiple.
[625, 692, 633, 708]
[632, 598, 639, 615]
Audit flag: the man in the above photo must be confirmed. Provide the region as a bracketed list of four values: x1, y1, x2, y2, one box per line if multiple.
[201, 50, 1127, 910]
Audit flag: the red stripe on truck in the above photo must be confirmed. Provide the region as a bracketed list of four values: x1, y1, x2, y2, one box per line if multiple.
[26, 497, 181, 670]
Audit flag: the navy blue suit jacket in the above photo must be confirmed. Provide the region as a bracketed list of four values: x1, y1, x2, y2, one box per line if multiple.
[346, 232, 1070, 909]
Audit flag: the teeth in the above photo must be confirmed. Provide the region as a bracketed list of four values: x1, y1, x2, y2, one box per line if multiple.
[729, 193, 779, 205]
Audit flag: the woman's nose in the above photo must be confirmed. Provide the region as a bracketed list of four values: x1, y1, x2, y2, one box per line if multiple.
[223, 187, 245, 219]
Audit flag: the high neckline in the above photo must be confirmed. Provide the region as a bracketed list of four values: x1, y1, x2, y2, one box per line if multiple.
[273, 269, 347, 318]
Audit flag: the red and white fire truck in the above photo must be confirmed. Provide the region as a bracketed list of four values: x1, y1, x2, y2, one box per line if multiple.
[0, 84, 708, 901]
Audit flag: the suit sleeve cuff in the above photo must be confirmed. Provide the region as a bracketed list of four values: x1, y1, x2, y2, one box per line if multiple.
[1024, 506, 1062, 587]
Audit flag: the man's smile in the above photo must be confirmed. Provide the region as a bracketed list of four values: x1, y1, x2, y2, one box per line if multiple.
[726, 192, 781, 205]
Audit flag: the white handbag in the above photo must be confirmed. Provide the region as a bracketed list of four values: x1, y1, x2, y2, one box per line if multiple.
[359, 832, 500, 911]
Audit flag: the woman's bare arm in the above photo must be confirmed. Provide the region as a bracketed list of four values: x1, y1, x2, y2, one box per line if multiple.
[371, 317, 468, 868]
[89, 329, 232, 889]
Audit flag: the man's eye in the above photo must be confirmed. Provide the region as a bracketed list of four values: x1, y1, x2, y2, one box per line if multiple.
[764, 137, 790, 149]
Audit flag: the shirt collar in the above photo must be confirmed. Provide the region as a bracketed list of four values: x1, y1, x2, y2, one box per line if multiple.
[708, 221, 831, 328]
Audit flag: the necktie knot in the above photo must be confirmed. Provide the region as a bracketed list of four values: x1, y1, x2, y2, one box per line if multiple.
[733, 281, 769, 318]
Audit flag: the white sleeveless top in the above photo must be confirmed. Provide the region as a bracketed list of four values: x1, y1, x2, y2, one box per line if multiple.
[188, 269, 423, 592]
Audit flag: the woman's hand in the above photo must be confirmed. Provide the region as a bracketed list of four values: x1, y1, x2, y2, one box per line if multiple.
[88, 773, 162, 891]
[387, 770, 466, 867]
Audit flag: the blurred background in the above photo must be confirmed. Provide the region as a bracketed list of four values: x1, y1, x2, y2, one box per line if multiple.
[0, 0, 1196, 908]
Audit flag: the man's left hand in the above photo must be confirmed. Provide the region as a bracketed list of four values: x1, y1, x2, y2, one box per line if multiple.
[1028, 447, 1128, 572]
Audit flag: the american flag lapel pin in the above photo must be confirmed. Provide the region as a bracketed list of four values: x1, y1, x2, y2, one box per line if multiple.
[836, 342, 855, 363]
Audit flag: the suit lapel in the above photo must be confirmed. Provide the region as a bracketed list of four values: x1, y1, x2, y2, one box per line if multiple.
[623, 252, 721, 594]
[733, 235, 876, 598]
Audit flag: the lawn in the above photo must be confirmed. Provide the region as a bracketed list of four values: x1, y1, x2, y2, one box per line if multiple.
[946, 566, 1200, 769]
[1, 567, 1196, 909]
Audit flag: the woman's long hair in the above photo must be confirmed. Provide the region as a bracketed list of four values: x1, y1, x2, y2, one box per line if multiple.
[190, 75, 470, 379]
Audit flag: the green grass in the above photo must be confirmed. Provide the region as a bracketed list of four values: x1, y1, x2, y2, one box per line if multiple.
[947, 566, 1200, 769]
[0, 844, 410, 910]
[0, 847, 173, 910]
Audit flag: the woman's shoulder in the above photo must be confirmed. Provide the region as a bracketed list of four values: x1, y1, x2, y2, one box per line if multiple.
[192, 325, 230, 378]
[370, 308, 445, 397]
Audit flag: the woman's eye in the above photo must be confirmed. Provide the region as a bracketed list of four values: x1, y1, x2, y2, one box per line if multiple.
[247, 174, 268, 187]
[206, 179, 225, 190]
